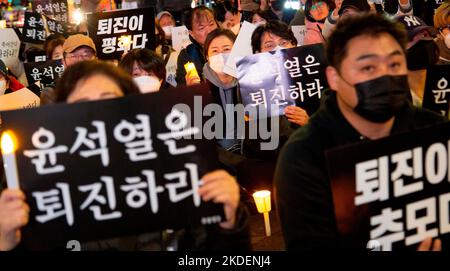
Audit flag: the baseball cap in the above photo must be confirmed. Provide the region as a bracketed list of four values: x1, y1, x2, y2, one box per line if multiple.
[63, 34, 97, 54]
[396, 15, 437, 41]
[156, 11, 173, 21]
[338, 0, 371, 16]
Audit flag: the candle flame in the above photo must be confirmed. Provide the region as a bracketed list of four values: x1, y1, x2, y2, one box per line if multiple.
[1, 131, 16, 154]
[120, 35, 132, 47]
[253, 190, 271, 213]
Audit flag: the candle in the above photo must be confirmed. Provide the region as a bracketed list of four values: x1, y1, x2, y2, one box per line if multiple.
[119, 35, 132, 55]
[253, 190, 272, 237]
[184, 62, 199, 78]
[1, 131, 19, 189]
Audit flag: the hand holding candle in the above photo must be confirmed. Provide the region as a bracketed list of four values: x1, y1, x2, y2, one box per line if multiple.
[184, 62, 201, 86]
[1, 131, 19, 189]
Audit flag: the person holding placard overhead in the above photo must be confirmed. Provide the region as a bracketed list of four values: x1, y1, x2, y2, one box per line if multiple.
[0, 60, 250, 251]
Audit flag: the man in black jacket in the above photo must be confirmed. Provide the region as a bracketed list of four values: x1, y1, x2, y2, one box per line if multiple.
[274, 13, 446, 251]
[176, 6, 218, 86]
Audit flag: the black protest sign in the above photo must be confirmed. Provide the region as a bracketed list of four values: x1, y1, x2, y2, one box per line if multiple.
[1, 84, 223, 250]
[22, 12, 49, 44]
[87, 8, 155, 60]
[422, 65, 450, 118]
[32, 0, 69, 23]
[25, 48, 47, 63]
[45, 15, 68, 36]
[237, 44, 328, 118]
[24, 59, 64, 88]
[326, 122, 450, 251]
[22, 12, 66, 44]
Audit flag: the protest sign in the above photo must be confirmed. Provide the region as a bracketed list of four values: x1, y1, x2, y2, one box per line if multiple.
[24, 59, 64, 88]
[422, 65, 450, 118]
[0, 29, 21, 68]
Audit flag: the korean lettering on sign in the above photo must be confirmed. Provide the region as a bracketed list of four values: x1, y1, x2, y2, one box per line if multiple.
[24, 59, 65, 88]
[32, 0, 68, 23]
[423, 65, 450, 118]
[1, 84, 223, 250]
[237, 44, 328, 118]
[326, 122, 450, 251]
[87, 8, 155, 60]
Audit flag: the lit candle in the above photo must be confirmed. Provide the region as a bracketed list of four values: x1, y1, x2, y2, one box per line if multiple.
[184, 62, 199, 78]
[119, 35, 132, 55]
[253, 190, 271, 237]
[1, 131, 19, 189]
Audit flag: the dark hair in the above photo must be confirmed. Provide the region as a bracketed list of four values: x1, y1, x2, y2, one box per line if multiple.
[55, 60, 140, 102]
[44, 34, 65, 59]
[304, 0, 335, 18]
[251, 20, 297, 53]
[326, 13, 408, 70]
[184, 6, 216, 30]
[251, 8, 278, 22]
[203, 28, 237, 58]
[119, 48, 166, 86]
[154, 19, 167, 50]
[213, 0, 238, 23]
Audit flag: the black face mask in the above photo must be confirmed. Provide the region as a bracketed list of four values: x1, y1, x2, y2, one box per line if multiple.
[406, 39, 439, 71]
[352, 75, 410, 123]
[271, 1, 284, 11]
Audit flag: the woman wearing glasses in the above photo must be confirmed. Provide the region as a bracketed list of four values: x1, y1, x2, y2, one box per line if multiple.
[434, 2, 450, 65]
[304, 0, 334, 45]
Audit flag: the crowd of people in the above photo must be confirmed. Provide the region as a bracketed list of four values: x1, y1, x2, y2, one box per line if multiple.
[0, 0, 449, 251]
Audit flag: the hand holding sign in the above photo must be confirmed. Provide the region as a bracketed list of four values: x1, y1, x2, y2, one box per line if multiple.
[0, 189, 29, 251]
[199, 170, 240, 230]
[417, 237, 441, 251]
[284, 105, 309, 126]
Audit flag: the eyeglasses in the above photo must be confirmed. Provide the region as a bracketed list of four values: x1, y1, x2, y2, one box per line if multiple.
[261, 39, 292, 51]
[311, 1, 324, 10]
[438, 25, 450, 32]
[65, 53, 95, 61]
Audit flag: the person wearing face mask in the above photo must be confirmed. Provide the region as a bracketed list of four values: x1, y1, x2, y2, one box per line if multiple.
[203, 29, 242, 154]
[0, 60, 11, 96]
[275, 13, 446, 251]
[397, 15, 440, 106]
[44, 34, 66, 61]
[156, 11, 176, 44]
[434, 2, 450, 65]
[0, 60, 251, 251]
[304, 0, 335, 45]
[119, 48, 168, 93]
[0, 60, 24, 96]
[213, 0, 242, 35]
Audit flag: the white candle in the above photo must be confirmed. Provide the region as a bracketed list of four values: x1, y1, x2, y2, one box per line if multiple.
[1, 132, 19, 189]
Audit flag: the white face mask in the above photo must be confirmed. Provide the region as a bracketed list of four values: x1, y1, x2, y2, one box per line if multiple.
[209, 53, 230, 74]
[0, 79, 7, 95]
[133, 76, 161, 93]
[230, 23, 240, 35]
[444, 33, 450, 49]
[162, 26, 173, 38]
